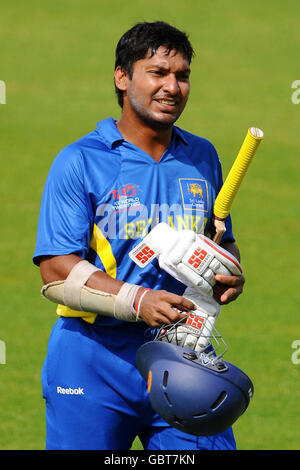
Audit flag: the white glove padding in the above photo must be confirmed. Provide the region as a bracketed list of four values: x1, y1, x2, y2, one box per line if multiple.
[158, 231, 242, 296]
[159, 287, 221, 352]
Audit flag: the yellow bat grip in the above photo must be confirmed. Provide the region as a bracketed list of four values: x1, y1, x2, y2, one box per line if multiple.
[214, 127, 264, 220]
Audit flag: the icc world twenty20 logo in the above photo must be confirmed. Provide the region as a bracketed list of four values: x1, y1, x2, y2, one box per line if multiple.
[110, 184, 138, 200]
[109, 184, 141, 212]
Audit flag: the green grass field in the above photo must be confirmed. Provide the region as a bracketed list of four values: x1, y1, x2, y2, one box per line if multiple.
[1, 0, 300, 450]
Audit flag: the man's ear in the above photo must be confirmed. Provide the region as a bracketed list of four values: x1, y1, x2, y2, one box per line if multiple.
[114, 66, 129, 92]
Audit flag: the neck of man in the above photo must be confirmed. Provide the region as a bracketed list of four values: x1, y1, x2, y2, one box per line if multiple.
[116, 110, 174, 163]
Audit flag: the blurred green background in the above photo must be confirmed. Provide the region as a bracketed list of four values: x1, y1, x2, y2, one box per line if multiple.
[0, 0, 299, 450]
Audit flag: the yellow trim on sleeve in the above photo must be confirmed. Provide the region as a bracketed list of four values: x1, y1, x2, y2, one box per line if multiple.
[89, 224, 117, 279]
[56, 224, 117, 324]
[56, 304, 97, 324]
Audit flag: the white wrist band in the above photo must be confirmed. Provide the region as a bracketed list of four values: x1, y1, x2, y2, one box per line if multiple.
[135, 288, 151, 320]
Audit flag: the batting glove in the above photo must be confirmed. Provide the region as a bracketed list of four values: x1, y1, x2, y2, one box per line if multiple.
[158, 287, 221, 352]
[158, 230, 242, 296]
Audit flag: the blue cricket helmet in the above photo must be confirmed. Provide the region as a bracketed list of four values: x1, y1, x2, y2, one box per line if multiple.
[136, 341, 254, 436]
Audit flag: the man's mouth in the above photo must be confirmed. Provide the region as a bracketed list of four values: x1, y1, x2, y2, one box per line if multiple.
[155, 98, 179, 109]
[157, 99, 176, 105]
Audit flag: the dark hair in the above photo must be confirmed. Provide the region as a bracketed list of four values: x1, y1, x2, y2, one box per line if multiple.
[114, 21, 194, 107]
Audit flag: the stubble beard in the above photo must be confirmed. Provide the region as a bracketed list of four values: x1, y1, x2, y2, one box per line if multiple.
[127, 93, 182, 131]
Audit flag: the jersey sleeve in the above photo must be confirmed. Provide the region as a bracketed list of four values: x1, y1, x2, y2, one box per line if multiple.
[33, 146, 93, 266]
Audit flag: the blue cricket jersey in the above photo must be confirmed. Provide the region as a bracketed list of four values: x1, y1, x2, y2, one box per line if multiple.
[33, 117, 234, 324]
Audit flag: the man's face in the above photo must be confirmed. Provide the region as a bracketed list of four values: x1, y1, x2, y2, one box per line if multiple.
[121, 46, 191, 129]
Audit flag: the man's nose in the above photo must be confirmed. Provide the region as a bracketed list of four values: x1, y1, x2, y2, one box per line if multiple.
[162, 74, 180, 95]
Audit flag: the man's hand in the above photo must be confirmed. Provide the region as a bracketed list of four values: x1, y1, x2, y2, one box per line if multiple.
[157, 287, 221, 352]
[213, 273, 245, 305]
[136, 289, 196, 328]
[213, 241, 245, 305]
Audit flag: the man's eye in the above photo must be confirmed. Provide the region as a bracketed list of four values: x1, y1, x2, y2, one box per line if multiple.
[178, 74, 190, 81]
[150, 70, 164, 76]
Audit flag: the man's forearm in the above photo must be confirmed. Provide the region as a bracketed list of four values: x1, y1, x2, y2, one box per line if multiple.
[40, 254, 124, 295]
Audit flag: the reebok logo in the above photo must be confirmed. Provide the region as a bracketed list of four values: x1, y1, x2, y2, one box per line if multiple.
[57, 386, 84, 395]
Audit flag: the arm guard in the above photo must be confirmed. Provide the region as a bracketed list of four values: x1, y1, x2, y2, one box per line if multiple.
[41, 260, 143, 322]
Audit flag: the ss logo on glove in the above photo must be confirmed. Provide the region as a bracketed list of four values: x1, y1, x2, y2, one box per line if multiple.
[187, 247, 209, 271]
[130, 243, 156, 267]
